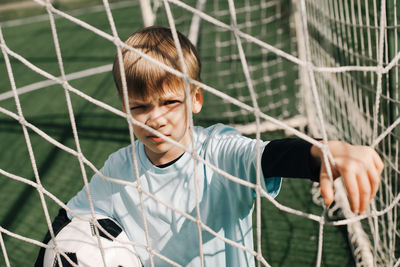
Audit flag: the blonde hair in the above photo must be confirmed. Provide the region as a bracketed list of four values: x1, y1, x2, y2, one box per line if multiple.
[112, 26, 201, 100]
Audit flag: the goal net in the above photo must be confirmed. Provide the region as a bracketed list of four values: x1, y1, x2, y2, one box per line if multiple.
[0, 0, 398, 266]
[298, 0, 399, 266]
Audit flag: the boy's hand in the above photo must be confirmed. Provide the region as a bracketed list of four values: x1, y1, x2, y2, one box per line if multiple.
[311, 141, 384, 214]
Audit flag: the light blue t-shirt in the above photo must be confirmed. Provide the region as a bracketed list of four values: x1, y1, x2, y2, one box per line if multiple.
[67, 124, 281, 266]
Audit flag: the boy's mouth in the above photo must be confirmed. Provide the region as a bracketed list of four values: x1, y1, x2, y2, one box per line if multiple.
[148, 135, 168, 143]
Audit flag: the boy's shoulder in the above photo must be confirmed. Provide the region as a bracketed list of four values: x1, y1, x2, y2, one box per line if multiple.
[194, 123, 243, 151]
[104, 144, 134, 169]
[195, 123, 241, 140]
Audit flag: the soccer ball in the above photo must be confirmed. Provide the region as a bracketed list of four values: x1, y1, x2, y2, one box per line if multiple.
[43, 214, 142, 267]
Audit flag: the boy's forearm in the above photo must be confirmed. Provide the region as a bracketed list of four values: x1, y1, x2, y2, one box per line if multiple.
[262, 138, 320, 181]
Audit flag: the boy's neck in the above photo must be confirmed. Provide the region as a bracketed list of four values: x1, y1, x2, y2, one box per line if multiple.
[156, 153, 184, 168]
[144, 146, 187, 166]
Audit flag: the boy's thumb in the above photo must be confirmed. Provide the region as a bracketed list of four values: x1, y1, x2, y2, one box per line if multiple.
[319, 167, 334, 207]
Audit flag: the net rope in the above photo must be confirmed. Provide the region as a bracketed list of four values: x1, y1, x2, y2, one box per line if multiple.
[0, 0, 399, 266]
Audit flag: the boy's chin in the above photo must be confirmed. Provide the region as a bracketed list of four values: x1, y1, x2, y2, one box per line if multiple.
[148, 144, 169, 154]
[146, 142, 176, 154]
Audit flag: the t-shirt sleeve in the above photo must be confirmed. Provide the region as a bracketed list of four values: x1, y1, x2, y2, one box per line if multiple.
[66, 157, 115, 219]
[206, 125, 281, 199]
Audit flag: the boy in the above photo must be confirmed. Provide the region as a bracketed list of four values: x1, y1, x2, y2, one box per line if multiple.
[36, 26, 383, 266]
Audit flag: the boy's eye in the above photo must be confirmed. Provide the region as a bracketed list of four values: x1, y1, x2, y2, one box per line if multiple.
[130, 105, 145, 111]
[164, 100, 181, 105]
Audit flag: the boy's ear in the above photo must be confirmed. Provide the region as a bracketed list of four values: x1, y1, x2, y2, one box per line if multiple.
[191, 87, 203, 114]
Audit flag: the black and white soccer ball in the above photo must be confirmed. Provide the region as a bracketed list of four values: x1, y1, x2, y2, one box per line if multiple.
[43, 214, 142, 267]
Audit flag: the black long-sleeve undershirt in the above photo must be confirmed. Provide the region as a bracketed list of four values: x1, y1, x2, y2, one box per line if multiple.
[261, 138, 320, 182]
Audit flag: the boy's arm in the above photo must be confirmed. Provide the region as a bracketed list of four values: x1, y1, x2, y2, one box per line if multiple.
[262, 138, 320, 181]
[262, 139, 384, 214]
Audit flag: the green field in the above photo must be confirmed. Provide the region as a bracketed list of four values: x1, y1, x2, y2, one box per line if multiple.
[0, 1, 354, 266]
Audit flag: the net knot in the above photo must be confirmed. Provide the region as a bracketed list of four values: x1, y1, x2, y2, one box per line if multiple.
[253, 108, 261, 118]
[35, 183, 45, 193]
[18, 116, 27, 126]
[113, 37, 122, 47]
[377, 65, 384, 74]
[77, 152, 85, 162]
[44, 0, 54, 10]
[61, 80, 69, 90]
[136, 184, 142, 193]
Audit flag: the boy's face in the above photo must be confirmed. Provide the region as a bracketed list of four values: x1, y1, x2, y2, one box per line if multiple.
[124, 86, 203, 165]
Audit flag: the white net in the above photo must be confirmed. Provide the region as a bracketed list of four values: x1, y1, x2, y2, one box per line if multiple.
[0, 0, 398, 266]
[301, 0, 400, 266]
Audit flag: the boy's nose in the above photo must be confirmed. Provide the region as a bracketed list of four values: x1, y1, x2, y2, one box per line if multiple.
[146, 107, 166, 129]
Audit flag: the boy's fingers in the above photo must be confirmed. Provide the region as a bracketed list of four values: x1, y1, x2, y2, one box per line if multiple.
[342, 171, 360, 213]
[373, 151, 384, 172]
[367, 166, 381, 201]
[319, 161, 334, 206]
[370, 150, 383, 201]
[356, 172, 371, 214]
[320, 175, 334, 207]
